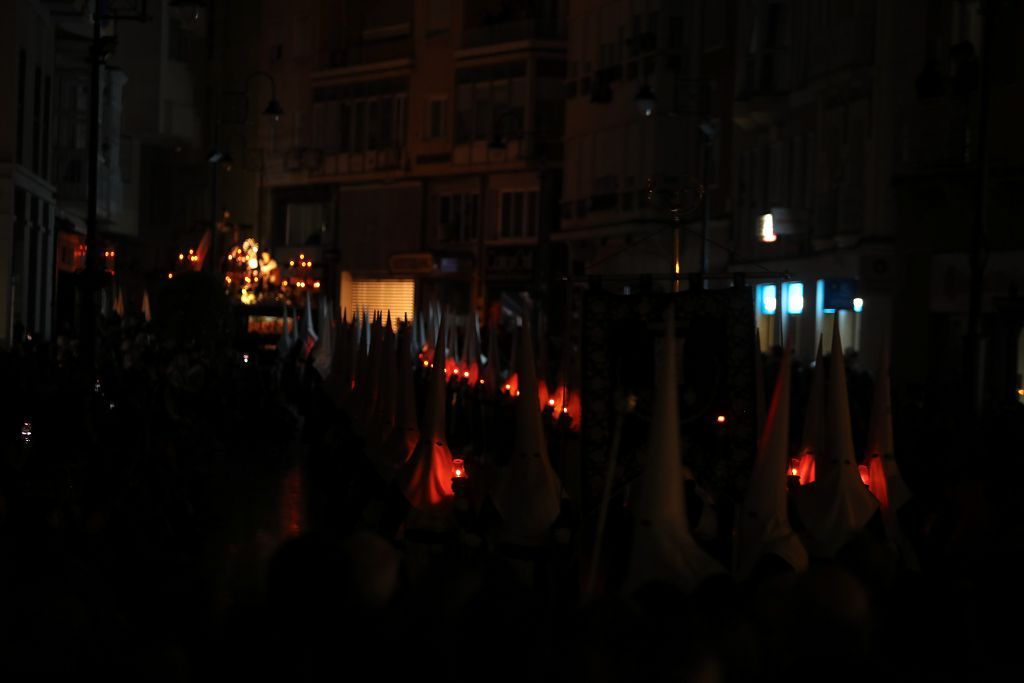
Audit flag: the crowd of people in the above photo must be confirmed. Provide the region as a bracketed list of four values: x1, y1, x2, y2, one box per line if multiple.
[1, 301, 1021, 681]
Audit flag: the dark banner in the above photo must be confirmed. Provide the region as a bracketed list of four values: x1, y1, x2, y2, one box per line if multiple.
[580, 287, 758, 512]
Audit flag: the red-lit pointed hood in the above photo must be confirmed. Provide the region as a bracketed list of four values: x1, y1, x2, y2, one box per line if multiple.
[796, 317, 879, 557]
[736, 345, 808, 577]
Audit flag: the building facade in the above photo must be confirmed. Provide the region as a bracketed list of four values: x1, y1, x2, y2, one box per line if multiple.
[559, 0, 736, 288]
[729, 0, 1024, 403]
[222, 0, 567, 321]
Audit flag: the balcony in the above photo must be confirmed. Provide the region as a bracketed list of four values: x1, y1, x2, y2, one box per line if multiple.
[324, 37, 413, 70]
[461, 18, 562, 49]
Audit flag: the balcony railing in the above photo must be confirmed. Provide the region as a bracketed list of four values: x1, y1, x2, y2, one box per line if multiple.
[461, 18, 563, 49]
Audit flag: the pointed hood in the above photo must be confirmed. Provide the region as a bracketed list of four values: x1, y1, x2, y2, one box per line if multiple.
[379, 323, 420, 479]
[624, 305, 722, 593]
[278, 302, 292, 355]
[368, 322, 397, 449]
[481, 316, 500, 395]
[461, 308, 481, 386]
[313, 297, 334, 378]
[736, 345, 808, 577]
[796, 336, 825, 484]
[796, 317, 879, 558]
[866, 338, 911, 514]
[141, 289, 152, 322]
[113, 285, 125, 317]
[397, 311, 454, 510]
[491, 311, 563, 537]
[754, 329, 766, 435]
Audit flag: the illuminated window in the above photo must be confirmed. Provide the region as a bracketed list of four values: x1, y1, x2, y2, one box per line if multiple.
[784, 282, 804, 314]
[852, 297, 864, 313]
[760, 284, 777, 315]
[347, 278, 415, 331]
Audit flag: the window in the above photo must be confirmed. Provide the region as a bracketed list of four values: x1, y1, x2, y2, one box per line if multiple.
[41, 74, 51, 178]
[499, 190, 539, 239]
[426, 97, 446, 139]
[437, 193, 479, 243]
[454, 62, 526, 143]
[33, 66, 41, 173]
[285, 203, 327, 246]
[344, 277, 416, 328]
[17, 49, 25, 164]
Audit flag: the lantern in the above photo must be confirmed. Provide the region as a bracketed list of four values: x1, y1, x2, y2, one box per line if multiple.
[452, 458, 467, 480]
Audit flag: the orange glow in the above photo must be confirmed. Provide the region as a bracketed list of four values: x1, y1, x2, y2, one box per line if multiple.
[796, 451, 816, 484]
[281, 466, 304, 538]
[313, 281, 321, 289]
[452, 458, 466, 479]
[858, 464, 871, 487]
[464, 371, 470, 378]
[282, 280, 288, 286]
[548, 398, 556, 406]
[289, 260, 295, 267]
[167, 272, 174, 279]
[1018, 388, 1024, 396]
[299, 253, 305, 260]
[716, 415, 727, 424]
[479, 379, 485, 384]
[789, 457, 801, 481]
[423, 360, 430, 367]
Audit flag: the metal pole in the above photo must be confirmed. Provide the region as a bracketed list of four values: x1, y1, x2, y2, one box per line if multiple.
[701, 134, 711, 280]
[966, 0, 993, 417]
[82, 11, 103, 366]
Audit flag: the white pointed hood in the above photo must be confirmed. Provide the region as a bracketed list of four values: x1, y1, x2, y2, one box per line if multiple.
[379, 323, 419, 479]
[491, 311, 563, 538]
[481, 316, 500, 395]
[796, 336, 825, 484]
[623, 305, 722, 594]
[313, 297, 334, 378]
[866, 337, 912, 515]
[397, 311, 454, 510]
[368, 319, 397, 449]
[736, 345, 808, 577]
[796, 317, 879, 557]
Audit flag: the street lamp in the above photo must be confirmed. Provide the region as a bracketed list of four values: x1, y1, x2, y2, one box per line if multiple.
[633, 83, 717, 282]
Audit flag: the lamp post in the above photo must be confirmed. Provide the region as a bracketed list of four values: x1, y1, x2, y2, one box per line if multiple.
[635, 80, 717, 288]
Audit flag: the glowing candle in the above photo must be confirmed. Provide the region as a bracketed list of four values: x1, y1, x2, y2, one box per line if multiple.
[452, 458, 466, 479]
[716, 414, 727, 424]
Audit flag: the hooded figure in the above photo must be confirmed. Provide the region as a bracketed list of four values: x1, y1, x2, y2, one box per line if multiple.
[623, 305, 722, 594]
[866, 338, 912, 528]
[736, 344, 808, 578]
[461, 308, 481, 387]
[278, 303, 293, 356]
[795, 336, 825, 484]
[396, 312, 455, 511]
[368, 314, 397, 450]
[379, 323, 419, 480]
[141, 289, 152, 322]
[325, 310, 352, 407]
[481, 316, 500, 396]
[491, 312, 563, 539]
[796, 318, 879, 558]
[313, 297, 334, 378]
